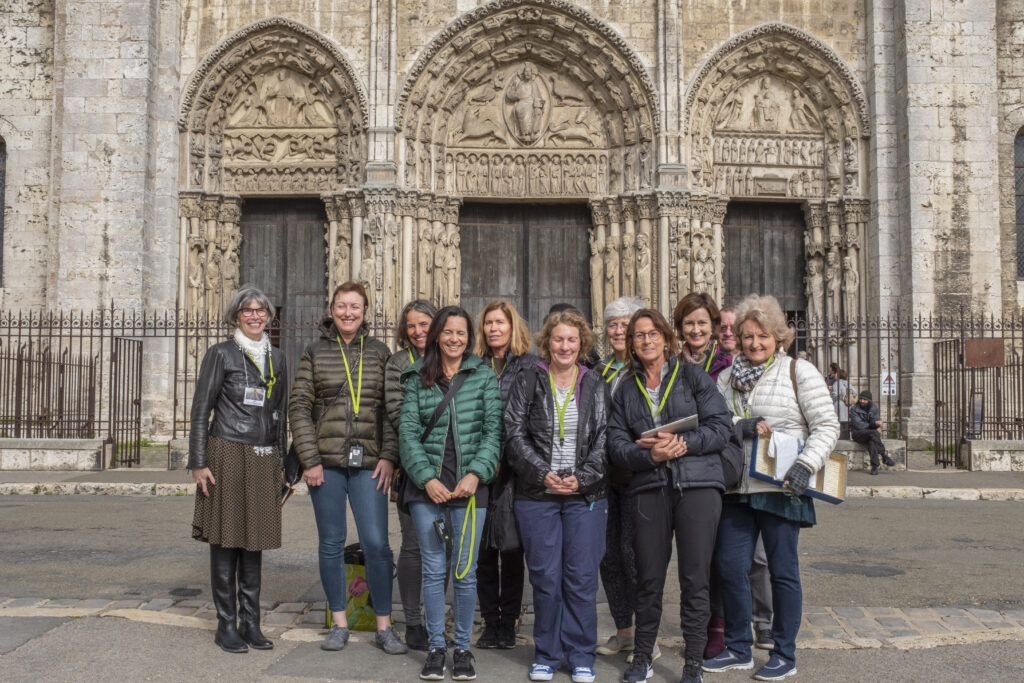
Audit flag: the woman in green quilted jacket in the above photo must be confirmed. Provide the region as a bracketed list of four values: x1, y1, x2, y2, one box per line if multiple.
[399, 305, 503, 681]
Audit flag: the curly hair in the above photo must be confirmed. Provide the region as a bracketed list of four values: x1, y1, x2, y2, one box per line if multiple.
[734, 294, 795, 351]
[474, 300, 532, 357]
[535, 309, 594, 363]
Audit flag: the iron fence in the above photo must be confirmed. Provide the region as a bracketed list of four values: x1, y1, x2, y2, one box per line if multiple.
[0, 306, 1019, 468]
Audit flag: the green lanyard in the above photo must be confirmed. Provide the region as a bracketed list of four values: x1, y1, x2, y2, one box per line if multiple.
[244, 351, 276, 398]
[703, 342, 718, 373]
[491, 356, 507, 379]
[336, 335, 364, 416]
[407, 348, 415, 364]
[454, 495, 476, 580]
[548, 365, 579, 445]
[635, 360, 680, 419]
[601, 360, 624, 384]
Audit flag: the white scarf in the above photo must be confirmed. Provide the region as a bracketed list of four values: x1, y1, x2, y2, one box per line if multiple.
[233, 328, 270, 373]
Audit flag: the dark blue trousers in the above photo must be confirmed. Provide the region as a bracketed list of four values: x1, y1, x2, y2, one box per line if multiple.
[515, 497, 608, 669]
[715, 500, 802, 664]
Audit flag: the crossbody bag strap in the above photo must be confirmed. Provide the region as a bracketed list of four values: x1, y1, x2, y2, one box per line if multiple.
[420, 372, 468, 444]
[789, 358, 799, 403]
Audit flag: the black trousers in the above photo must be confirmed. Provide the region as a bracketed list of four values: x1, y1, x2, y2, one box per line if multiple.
[633, 485, 721, 661]
[851, 429, 886, 467]
[476, 546, 526, 627]
[599, 485, 637, 630]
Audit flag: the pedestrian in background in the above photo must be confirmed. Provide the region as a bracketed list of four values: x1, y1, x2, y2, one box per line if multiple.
[189, 285, 287, 653]
[399, 306, 502, 681]
[289, 281, 405, 655]
[505, 309, 609, 683]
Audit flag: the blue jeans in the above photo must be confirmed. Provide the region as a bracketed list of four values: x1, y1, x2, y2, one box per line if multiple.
[309, 466, 393, 616]
[715, 500, 802, 663]
[516, 497, 608, 669]
[410, 501, 486, 650]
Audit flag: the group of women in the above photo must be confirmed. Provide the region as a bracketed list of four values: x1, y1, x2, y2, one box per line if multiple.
[187, 281, 838, 683]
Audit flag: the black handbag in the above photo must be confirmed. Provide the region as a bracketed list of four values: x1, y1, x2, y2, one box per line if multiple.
[481, 463, 521, 552]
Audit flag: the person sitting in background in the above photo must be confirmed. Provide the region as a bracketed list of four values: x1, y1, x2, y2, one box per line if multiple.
[849, 390, 895, 475]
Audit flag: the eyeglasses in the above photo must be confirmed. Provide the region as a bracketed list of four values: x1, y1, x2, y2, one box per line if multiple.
[606, 321, 629, 332]
[240, 307, 267, 318]
[632, 330, 663, 342]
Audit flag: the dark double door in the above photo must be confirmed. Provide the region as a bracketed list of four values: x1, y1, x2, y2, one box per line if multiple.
[239, 198, 327, 379]
[459, 203, 592, 331]
[723, 202, 807, 318]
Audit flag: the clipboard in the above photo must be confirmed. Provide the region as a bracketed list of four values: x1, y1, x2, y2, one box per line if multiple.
[749, 434, 847, 505]
[640, 414, 699, 439]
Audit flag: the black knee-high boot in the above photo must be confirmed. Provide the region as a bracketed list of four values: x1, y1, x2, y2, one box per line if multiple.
[238, 549, 273, 649]
[210, 544, 248, 653]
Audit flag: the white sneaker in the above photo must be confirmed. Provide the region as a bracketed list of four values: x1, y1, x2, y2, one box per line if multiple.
[572, 667, 596, 683]
[530, 664, 555, 681]
[597, 634, 634, 655]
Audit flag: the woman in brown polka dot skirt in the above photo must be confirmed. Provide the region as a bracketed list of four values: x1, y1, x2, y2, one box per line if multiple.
[189, 285, 288, 654]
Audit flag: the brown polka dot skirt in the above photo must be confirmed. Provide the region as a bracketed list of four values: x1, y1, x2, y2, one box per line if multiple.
[192, 436, 282, 551]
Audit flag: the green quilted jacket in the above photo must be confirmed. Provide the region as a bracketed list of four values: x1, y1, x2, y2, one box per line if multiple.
[398, 354, 502, 489]
[288, 320, 397, 470]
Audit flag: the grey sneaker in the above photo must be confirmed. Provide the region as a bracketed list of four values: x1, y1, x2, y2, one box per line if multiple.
[626, 643, 661, 663]
[376, 625, 409, 654]
[321, 625, 350, 651]
[597, 633, 634, 655]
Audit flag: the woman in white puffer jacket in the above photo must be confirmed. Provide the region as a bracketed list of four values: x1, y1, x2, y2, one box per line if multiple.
[703, 295, 838, 682]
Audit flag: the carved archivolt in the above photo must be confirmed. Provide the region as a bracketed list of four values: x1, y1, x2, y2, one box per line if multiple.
[396, 0, 659, 197]
[179, 17, 368, 195]
[686, 23, 868, 202]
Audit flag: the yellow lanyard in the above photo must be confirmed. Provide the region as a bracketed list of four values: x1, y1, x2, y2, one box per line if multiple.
[548, 366, 579, 445]
[491, 356, 507, 379]
[601, 359, 624, 384]
[703, 342, 718, 373]
[635, 360, 680, 419]
[407, 348, 415, 364]
[244, 351, 276, 398]
[336, 335, 364, 416]
[454, 495, 476, 580]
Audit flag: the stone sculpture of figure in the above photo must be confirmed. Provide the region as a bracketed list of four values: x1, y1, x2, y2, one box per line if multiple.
[404, 139, 417, 186]
[417, 224, 434, 299]
[844, 136, 858, 169]
[718, 89, 745, 128]
[639, 146, 653, 188]
[805, 258, 824, 322]
[204, 249, 222, 322]
[827, 142, 842, 178]
[824, 249, 841, 314]
[636, 232, 652, 302]
[621, 233, 636, 295]
[675, 224, 691, 293]
[188, 247, 204, 317]
[505, 64, 546, 144]
[589, 235, 605, 326]
[334, 232, 351, 287]
[789, 88, 817, 131]
[753, 78, 780, 130]
[361, 228, 377, 311]
[603, 234, 620, 306]
[693, 235, 712, 292]
[223, 247, 240, 302]
[433, 230, 449, 304]
[842, 255, 859, 319]
[446, 230, 461, 304]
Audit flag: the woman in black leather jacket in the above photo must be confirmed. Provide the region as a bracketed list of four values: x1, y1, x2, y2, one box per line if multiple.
[189, 285, 287, 654]
[607, 309, 734, 683]
[504, 308, 607, 683]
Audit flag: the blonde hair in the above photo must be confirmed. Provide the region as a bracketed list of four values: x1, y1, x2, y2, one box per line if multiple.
[474, 300, 532, 357]
[734, 295, 795, 351]
[535, 309, 594, 363]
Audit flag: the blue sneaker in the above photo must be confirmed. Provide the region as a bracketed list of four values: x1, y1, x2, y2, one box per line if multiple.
[753, 654, 797, 681]
[702, 649, 753, 673]
[572, 667, 596, 683]
[530, 664, 556, 681]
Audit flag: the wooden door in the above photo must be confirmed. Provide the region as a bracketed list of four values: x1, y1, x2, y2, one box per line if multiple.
[459, 204, 592, 331]
[239, 198, 327, 379]
[723, 202, 807, 317]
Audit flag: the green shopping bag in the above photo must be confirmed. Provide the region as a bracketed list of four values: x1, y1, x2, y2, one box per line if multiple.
[324, 543, 380, 632]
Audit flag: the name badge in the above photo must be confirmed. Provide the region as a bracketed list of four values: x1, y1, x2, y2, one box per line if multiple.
[348, 444, 365, 468]
[244, 387, 266, 406]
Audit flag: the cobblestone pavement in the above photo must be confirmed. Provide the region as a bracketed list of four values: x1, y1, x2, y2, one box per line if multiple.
[3, 597, 1023, 653]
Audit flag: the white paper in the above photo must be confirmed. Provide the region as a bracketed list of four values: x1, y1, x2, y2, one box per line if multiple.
[767, 431, 804, 480]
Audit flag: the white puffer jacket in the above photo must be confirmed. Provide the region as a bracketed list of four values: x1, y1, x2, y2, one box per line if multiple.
[717, 355, 839, 495]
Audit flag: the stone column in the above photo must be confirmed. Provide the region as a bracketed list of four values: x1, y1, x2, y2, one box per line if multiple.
[201, 195, 223, 321]
[620, 198, 637, 297]
[179, 193, 204, 317]
[604, 200, 622, 307]
[218, 195, 243, 305]
[444, 198, 463, 305]
[398, 192, 418, 305]
[707, 197, 728, 305]
[587, 199, 609, 327]
[347, 193, 366, 283]
[430, 197, 447, 305]
[323, 193, 351, 294]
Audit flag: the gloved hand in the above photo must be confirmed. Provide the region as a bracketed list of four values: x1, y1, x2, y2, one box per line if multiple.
[783, 462, 813, 497]
[736, 416, 765, 438]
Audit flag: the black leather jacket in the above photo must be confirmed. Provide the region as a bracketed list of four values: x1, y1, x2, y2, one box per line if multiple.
[607, 356, 732, 495]
[504, 360, 608, 503]
[187, 340, 288, 469]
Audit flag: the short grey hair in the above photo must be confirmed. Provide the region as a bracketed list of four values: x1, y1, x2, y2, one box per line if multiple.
[223, 285, 276, 327]
[604, 296, 646, 325]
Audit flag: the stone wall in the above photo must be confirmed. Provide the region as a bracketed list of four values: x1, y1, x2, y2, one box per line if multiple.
[997, 0, 1024, 314]
[0, 0, 54, 309]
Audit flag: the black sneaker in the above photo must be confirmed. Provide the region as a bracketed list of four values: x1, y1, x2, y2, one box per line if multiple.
[453, 648, 477, 681]
[680, 658, 703, 683]
[755, 628, 775, 650]
[623, 651, 653, 682]
[420, 647, 447, 681]
[883, 455, 896, 467]
[476, 623, 500, 649]
[405, 624, 429, 652]
[497, 621, 517, 649]
[870, 466, 878, 475]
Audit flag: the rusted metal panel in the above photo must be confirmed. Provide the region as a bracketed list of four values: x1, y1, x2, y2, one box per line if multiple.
[964, 338, 1004, 368]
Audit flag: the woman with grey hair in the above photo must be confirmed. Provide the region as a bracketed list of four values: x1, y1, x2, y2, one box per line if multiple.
[189, 285, 288, 653]
[595, 296, 658, 663]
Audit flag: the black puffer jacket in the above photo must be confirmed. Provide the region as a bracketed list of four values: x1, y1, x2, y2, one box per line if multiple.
[485, 350, 541, 403]
[288, 320, 397, 470]
[608, 356, 733, 494]
[188, 340, 288, 469]
[504, 360, 608, 503]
